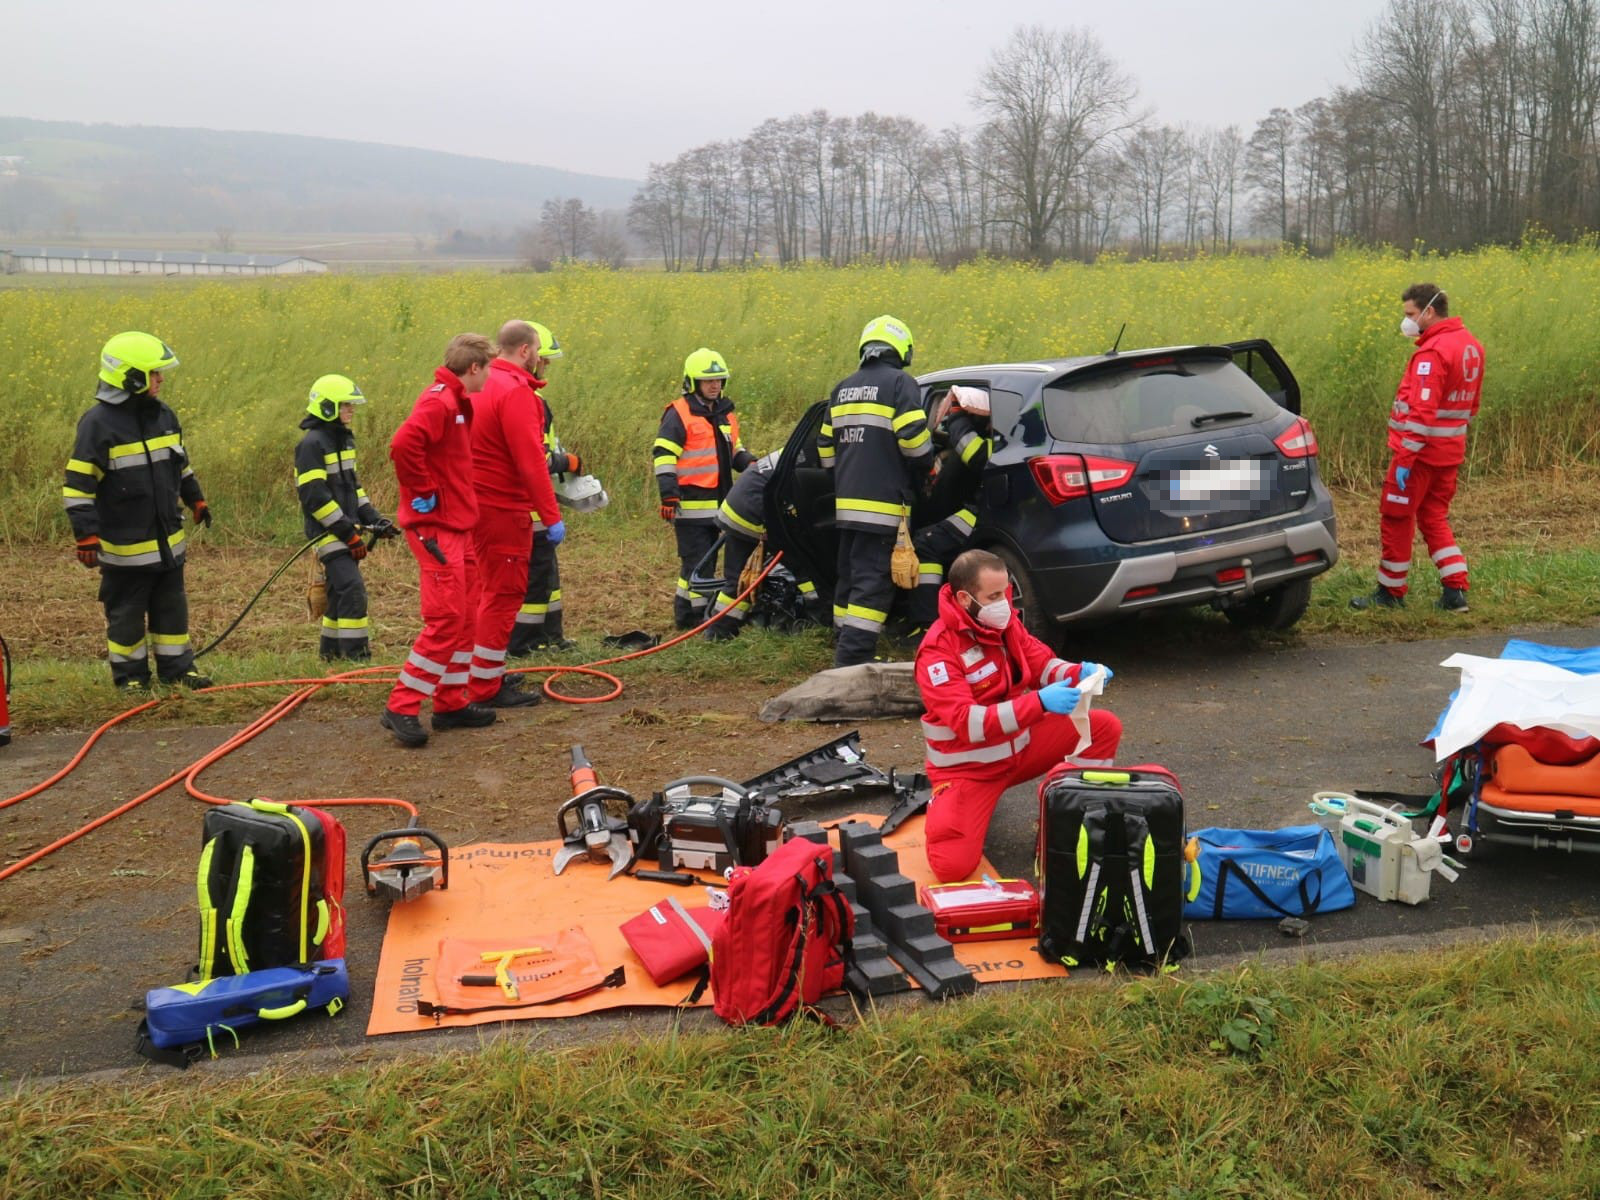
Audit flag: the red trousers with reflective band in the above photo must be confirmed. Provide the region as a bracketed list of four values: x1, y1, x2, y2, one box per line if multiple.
[468, 506, 534, 704]
[1377, 458, 1467, 596]
[388, 527, 479, 716]
[924, 708, 1123, 883]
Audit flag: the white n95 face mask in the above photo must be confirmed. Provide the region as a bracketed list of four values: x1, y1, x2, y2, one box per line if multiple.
[1400, 315, 1422, 338]
[975, 598, 1012, 630]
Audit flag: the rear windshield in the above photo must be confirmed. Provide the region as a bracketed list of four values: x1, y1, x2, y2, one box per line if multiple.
[1041, 357, 1279, 445]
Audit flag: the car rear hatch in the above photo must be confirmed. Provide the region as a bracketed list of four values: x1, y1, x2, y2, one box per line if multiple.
[1036, 347, 1310, 545]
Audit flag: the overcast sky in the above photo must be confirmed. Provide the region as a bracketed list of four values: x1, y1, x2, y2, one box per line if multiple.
[5, 0, 1392, 180]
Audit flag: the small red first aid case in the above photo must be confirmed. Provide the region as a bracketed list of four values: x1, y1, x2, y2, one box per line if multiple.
[917, 878, 1040, 942]
[620, 896, 725, 985]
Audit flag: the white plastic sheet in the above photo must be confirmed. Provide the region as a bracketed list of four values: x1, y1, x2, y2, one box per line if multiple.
[1432, 653, 1600, 760]
[1071, 665, 1109, 755]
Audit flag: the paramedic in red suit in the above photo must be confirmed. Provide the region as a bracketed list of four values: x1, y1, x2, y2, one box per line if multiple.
[380, 333, 495, 748]
[1351, 283, 1485, 613]
[467, 320, 566, 709]
[915, 549, 1122, 882]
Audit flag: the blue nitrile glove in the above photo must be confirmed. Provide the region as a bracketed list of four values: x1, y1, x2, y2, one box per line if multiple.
[1079, 661, 1113, 683]
[546, 519, 567, 545]
[1039, 681, 1081, 715]
[410, 493, 438, 514]
[1395, 466, 1410, 491]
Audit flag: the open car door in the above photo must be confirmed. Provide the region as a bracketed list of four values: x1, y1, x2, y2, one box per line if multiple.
[1226, 339, 1301, 414]
[765, 400, 837, 603]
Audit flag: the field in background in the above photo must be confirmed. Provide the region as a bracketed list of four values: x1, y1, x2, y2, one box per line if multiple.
[2, 246, 1598, 545]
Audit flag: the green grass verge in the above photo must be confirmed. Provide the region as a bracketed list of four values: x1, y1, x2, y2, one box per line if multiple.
[5, 935, 1600, 1198]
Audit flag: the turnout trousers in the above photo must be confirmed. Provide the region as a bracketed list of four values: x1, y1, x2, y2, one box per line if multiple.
[387, 527, 479, 717]
[1377, 459, 1469, 597]
[469, 506, 534, 704]
[319, 550, 370, 660]
[910, 516, 975, 629]
[833, 528, 897, 668]
[707, 531, 759, 629]
[100, 563, 194, 687]
[508, 531, 563, 654]
[673, 519, 720, 630]
[924, 709, 1123, 883]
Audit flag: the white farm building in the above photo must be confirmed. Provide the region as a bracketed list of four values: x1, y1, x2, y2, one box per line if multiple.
[0, 246, 328, 277]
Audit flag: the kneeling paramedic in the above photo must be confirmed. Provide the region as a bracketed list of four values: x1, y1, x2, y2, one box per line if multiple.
[294, 374, 398, 659]
[63, 331, 213, 691]
[654, 348, 754, 629]
[382, 333, 496, 748]
[916, 548, 1121, 883]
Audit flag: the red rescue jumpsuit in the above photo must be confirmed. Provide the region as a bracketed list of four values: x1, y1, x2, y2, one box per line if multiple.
[467, 358, 562, 703]
[1378, 316, 1486, 597]
[387, 368, 481, 717]
[915, 584, 1122, 882]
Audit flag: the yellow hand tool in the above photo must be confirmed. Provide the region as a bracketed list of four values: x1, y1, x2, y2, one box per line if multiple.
[459, 947, 547, 1002]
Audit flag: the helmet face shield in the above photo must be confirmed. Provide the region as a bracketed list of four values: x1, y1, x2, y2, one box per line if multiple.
[99, 331, 178, 394]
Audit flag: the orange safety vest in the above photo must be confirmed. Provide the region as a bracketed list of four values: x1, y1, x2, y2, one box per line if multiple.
[669, 397, 739, 490]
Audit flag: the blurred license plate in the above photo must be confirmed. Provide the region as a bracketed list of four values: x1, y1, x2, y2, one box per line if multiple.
[1169, 461, 1264, 501]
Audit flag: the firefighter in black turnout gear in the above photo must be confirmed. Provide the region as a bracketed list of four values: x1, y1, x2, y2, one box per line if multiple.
[654, 348, 755, 629]
[295, 373, 398, 659]
[911, 385, 993, 631]
[62, 332, 212, 691]
[702, 451, 822, 641]
[818, 315, 932, 667]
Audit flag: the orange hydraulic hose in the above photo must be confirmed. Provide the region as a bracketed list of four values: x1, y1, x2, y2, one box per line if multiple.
[0, 551, 784, 880]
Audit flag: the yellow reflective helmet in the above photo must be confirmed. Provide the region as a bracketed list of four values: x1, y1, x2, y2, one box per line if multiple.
[527, 321, 563, 361]
[682, 347, 730, 393]
[307, 373, 366, 421]
[858, 314, 914, 367]
[99, 331, 178, 394]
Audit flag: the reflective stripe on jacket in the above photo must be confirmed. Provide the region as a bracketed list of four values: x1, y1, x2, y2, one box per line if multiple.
[818, 360, 932, 532]
[653, 393, 754, 509]
[915, 584, 1083, 781]
[1386, 316, 1486, 468]
[295, 417, 382, 547]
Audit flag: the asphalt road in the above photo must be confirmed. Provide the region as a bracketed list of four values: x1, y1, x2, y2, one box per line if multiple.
[4, 619, 1599, 1082]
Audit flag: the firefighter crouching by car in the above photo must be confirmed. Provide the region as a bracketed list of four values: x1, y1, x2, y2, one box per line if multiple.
[509, 321, 580, 656]
[1351, 283, 1485, 613]
[654, 348, 754, 629]
[380, 333, 495, 748]
[910, 384, 993, 637]
[294, 374, 399, 660]
[62, 332, 213, 691]
[916, 549, 1121, 883]
[702, 451, 821, 641]
[819, 315, 933, 667]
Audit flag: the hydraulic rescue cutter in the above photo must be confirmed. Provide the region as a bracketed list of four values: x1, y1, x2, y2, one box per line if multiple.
[553, 745, 635, 878]
[361, 826, 450, 902]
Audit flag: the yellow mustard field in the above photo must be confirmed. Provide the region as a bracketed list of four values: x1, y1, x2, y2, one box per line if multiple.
[2, 247, 1596, 542]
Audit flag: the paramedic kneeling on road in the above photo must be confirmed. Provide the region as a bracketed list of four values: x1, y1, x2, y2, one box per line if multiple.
[916, 549, 1121, 882]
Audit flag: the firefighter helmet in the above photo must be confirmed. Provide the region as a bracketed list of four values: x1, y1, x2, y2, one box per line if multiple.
[858, 314, 914, 367]
[528, 321, 563, 361]
[306, 374, 366, 421]
[682, 347, 730, 393]
[99, 331, 179, 394]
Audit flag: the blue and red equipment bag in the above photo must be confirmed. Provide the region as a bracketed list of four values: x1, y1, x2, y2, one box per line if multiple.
[138, 960, 350, 1064]
[197, 799, 346, 977]
[710, 836, 853, 1025]
[1037, 764, 1192, 969]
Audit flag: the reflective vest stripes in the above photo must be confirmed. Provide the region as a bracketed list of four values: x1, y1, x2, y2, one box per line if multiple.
[664, 397, 736, 490]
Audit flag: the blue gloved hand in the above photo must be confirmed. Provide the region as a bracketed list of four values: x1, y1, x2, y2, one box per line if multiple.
[1039, 681, 1082, 715]
[1079, 661, 1113, 683]
[546, 519, 567, 546]
[1395, 466, 1410, 491]
[410, 493, 438, 514]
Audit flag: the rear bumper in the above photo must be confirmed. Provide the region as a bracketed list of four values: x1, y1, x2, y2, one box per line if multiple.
[1040, 516, 1340, 622]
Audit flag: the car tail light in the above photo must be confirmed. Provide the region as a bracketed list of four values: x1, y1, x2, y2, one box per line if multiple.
[1028, 454, 1137, 504]
[1293, 552, 1321, 565]
[1124, 585, 1160, 601]
[1216, 567, 1246, 584]
[1274, 417, 1319, 458]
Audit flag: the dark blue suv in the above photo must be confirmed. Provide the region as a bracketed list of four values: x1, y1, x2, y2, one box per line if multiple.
[767, 339, 1338, 648]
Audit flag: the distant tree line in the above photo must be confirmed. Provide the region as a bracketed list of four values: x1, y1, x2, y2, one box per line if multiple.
[625, 0, 1600, 267]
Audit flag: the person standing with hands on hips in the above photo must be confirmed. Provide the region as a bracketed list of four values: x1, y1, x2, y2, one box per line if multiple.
[915, 549, 1122, 883]
[1352, 283, 1485, 612]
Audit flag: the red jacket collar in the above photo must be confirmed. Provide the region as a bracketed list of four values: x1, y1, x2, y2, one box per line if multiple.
[936, 583, 1006, 645]
[490, 357, 542, 388]
[1416, 316, 1463, 347]
[432, 366, 468, 398]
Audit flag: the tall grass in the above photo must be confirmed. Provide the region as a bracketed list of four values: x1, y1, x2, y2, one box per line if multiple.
[3, 245, 1598, 543]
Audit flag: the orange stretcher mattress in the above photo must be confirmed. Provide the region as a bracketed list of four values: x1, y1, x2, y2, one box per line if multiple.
[1489, 743, 1600, 799]
[366, 813, 1066, 1036]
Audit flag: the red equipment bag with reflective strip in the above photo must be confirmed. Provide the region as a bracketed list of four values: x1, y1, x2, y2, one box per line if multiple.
[710, 837, 853, 1025]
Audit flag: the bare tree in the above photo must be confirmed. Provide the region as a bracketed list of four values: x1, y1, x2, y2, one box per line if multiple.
[540, 197, 596, 260]
[974, 25, 1139, 260]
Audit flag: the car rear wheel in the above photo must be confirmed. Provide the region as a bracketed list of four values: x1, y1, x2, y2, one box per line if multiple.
[990, 545, 1068, 653]
[1222, 578, 1312, 632]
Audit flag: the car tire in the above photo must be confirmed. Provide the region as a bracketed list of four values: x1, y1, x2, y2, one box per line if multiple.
[1222, 578, 1312, 632]
[990, 545, 1068, 653]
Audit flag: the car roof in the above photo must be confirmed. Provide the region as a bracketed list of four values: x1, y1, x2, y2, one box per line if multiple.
[917, 344, 1234, 387]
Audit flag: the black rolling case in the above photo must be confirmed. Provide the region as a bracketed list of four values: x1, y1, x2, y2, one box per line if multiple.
[1037, 764, 1192, 970]
[197, 799, 346, 978]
